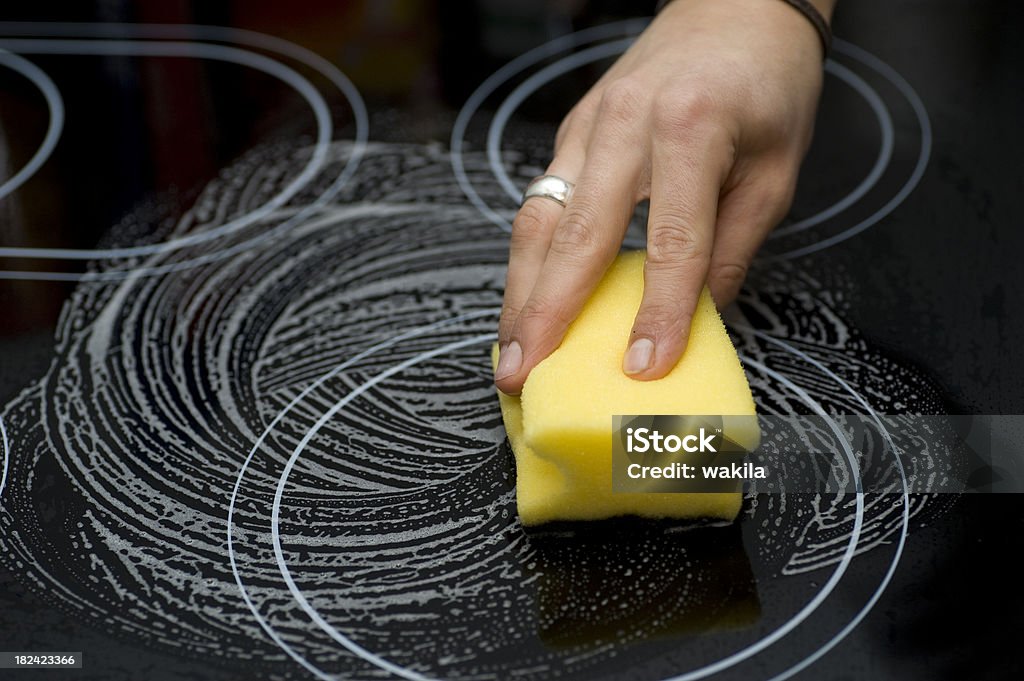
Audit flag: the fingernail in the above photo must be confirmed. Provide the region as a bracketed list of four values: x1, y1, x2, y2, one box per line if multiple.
[623, 338, 654, 375]
[495, 340, 523, 381]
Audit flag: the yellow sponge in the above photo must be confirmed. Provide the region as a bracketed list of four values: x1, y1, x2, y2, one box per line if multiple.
[494, 250, 757, 526]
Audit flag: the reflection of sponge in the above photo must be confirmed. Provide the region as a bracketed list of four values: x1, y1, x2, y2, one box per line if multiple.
[494, 250, 757, 527]
[531, 522, 760, 648]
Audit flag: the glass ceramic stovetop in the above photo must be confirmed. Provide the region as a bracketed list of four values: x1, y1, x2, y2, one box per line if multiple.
[1, 2, 1022, 680]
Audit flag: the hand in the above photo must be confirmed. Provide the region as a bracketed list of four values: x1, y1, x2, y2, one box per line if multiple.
[493, 0, 832, 395]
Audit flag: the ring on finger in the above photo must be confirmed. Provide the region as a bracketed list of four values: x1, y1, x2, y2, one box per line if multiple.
[522, 174, 575, 207]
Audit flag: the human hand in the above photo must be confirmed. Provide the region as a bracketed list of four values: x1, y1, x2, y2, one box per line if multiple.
[494, 0, 833, 395]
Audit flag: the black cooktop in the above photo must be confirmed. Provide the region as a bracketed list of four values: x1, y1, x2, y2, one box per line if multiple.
[0, 2, 1021, 680]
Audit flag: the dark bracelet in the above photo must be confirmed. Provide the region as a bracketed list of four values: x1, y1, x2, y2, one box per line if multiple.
[779, 0, 832, 57]
[655, 0, 832, 59]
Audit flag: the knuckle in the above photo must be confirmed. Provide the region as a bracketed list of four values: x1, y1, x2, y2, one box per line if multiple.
[516, 298, 548, 325]
[647, 221, 706, 263]
[498, 304, 520, 341]
[510, 201, 552, 251]
[517, 296, 570, 336]
[653, 85, 718, 134]
[599, 78, 648, 123]
[710, 262, 748, 288]
[551, 205, 600, 256]
[634, 301, 690, 337]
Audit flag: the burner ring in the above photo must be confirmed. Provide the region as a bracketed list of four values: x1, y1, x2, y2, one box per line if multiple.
[0, 50, 63, 202]
[228, 307, 908, 681]
[0, 24, 369, 281]
[452, 26, 930, 260]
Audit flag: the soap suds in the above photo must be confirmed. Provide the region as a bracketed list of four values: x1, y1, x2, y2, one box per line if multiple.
[0, 142, 950, 681]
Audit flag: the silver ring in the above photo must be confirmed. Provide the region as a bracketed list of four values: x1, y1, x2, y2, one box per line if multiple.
[522, 175, 575, 207]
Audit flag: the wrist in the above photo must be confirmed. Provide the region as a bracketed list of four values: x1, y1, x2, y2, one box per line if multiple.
[655, 0, 834, 59]
[805, 0, 837, 22]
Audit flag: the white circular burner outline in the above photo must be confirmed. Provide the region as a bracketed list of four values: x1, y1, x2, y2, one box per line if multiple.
[747, 329, 909, 681]
[0, 50, 64, 202]
[227, 307, 905, 681]
[0, 23, 368, 281]
[452, 24, 929, 260]
[0, 21, 914, 680]
[268, 338, 863, 681]
[226, 310, 495, 681]
[451, 18, 649, 230]
[269, 332, 498, 681]
[0, 40, 329, 260]
[485, 47, 893, 243]
[744, 57, 895, 239]
[774, 38, 932, 259]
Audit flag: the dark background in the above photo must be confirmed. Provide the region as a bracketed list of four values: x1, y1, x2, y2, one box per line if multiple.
[1, 0, 1021, 413]
[0, 1, 1021, 679]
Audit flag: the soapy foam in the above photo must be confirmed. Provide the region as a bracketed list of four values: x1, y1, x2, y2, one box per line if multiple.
[0, 142, 948, 679]
[0, 21, 940, 678]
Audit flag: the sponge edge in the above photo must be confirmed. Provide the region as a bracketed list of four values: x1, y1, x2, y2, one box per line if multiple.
[494, 250, 758, 527]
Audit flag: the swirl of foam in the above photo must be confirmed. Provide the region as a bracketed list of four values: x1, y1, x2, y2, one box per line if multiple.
[730, 277, 958, 577]
[0, 144, 505, 675]
[1, 143, 951, 679]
